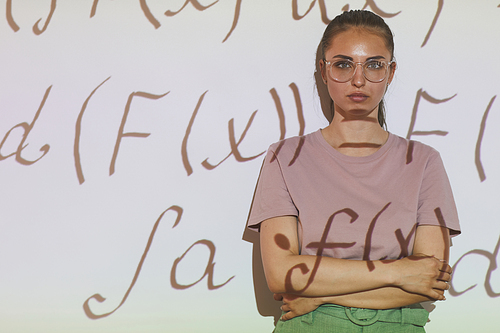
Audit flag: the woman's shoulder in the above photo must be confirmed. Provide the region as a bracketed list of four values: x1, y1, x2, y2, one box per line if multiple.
[267, 130, 320, 153]
[263, 130, 322, 167]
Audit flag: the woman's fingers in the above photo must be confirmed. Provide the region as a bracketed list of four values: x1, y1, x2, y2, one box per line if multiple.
[397, 255, 453, 299]
[434, 280, 450, 291]
[433, 290, 446, 300]
[433, 259, 452, 297]
[437, 262, 453, 282]
[440, 272, 451, 282]
[439, 261, 452, 273]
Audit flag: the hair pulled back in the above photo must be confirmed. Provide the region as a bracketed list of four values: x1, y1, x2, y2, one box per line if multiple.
[320, 10, 395, 128]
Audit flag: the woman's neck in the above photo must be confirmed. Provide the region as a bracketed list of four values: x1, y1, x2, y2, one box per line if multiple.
[321, 116, 389, 157]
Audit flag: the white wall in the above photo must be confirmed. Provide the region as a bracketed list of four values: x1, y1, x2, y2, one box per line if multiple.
[0, 1, 499, 332]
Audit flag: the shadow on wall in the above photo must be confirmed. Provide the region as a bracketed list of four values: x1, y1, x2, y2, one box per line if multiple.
[242, 228, 282, 325]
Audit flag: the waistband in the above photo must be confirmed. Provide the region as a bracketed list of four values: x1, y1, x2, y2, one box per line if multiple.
[297, 303, 429, 327]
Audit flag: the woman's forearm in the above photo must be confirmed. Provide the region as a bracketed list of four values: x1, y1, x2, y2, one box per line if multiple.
[265, 251, 399, 296]
[317, 286, 437, 309]
[277, 287, 437, 321]
[265, 251, 446, 299]
[261, 217, 398, 296]
[261, 217, 450, 299]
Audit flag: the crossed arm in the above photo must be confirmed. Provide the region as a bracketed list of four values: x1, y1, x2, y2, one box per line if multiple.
[260, 216, 451, 320]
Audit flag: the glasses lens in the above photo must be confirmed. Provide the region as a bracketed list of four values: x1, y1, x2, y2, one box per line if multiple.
[329, 60, 354, 82]
[363, 60, 389, 82]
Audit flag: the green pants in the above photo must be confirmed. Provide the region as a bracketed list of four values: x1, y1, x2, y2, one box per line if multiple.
[273, 303, 429, 332]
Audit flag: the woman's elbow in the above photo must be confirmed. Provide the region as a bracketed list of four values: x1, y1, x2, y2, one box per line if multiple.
[265, 272, 286, 294]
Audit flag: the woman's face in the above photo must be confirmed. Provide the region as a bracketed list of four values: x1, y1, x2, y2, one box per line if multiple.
[320, 28, 395, 122]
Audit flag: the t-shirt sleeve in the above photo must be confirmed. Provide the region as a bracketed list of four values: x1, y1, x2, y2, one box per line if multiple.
[417, 150, 461, 236]
[246, 146, 298, 231]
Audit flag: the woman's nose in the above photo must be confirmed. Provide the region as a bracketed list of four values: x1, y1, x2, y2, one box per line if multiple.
[351, 63, 366, 87]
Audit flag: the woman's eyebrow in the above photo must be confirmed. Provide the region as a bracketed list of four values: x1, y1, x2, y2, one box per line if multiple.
[366, 55, 387, 60]
[331, 54, 353, 60]
[330, 54, 387, 61]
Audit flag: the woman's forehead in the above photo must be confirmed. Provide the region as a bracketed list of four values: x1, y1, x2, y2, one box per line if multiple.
[325, 28, 391, 59]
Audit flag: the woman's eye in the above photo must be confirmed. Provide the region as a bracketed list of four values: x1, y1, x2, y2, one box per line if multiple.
[334, 61, 352, 69]
[366, 61, 383, 70]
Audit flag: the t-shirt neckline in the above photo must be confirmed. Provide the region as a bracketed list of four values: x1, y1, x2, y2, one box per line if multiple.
[314, 129, 395, 163]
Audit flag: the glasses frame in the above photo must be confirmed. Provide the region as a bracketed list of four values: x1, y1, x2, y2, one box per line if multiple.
[323, 59, 395, 83]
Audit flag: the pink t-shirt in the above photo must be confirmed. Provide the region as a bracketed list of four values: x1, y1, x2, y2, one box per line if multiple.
[247, 130, 460, 260]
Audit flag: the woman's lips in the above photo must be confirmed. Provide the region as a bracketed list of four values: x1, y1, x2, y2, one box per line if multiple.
[348, 93, 368, 102]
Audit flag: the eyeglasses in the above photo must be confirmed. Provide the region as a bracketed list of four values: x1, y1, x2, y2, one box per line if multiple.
[323, 59, 394, 83]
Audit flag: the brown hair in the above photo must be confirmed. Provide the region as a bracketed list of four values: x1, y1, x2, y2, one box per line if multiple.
[319, 10, 395, 128]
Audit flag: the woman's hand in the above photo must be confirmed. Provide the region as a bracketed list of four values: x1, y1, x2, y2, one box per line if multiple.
[393, 254, 451, 300]
[275, 293, 323, 321]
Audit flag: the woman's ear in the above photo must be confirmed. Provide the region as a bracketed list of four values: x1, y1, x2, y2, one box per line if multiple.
[387, 62, 396, 85]
[319, 59, 327, 84]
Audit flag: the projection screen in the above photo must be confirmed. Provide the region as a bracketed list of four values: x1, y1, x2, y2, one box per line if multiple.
[1, 1, 499, 332]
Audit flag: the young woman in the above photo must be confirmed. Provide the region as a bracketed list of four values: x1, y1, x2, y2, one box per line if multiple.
[247, 10, 460, 332]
